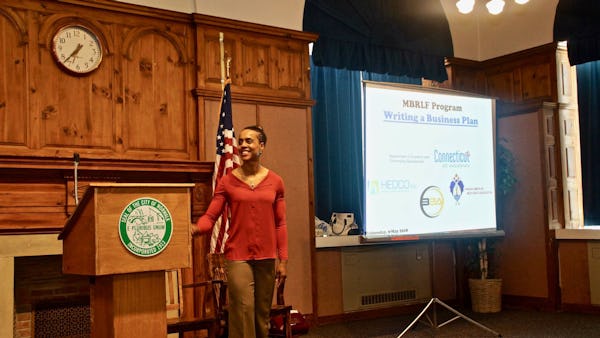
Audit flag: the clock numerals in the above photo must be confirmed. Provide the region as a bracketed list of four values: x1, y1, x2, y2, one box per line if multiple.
[52, 25, 103, 75]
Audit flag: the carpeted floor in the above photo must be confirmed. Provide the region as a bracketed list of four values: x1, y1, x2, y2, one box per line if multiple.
[302, 306, 600, 337]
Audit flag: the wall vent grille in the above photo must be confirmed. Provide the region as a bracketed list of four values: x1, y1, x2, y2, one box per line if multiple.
[361, 289, 416, 306]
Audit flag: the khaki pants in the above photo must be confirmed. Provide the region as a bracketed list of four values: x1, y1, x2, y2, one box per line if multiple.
[226, 259, 276, 338]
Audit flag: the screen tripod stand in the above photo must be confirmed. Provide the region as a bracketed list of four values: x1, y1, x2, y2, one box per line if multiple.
[397, 241, 501, 337]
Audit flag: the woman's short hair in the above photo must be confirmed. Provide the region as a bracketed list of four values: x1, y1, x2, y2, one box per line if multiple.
[242, 125, 267, 144]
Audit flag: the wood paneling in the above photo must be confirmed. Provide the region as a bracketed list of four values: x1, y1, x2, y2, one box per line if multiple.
[0, 0, 196, 160]
[559, 240, 591, 305]
[315, 249, 343, 316]
[122, 31, 189, 154]
[430, 44, 559, 106]
[521, 63, 553, 101]
[0, 0, 317, 321]
[91, 271, 167, 337]
[487, 71, 517, 102]
[261, 104, 313, 313]
[193, 16, 314, 102]
[496, 112, 549, 299]
[0, 8, 28, 147]
[241, 39, 270, 88]
[0, 157, 213, 234]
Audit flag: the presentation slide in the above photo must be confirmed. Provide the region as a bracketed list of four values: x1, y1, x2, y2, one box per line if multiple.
[363, 81, 497, 240]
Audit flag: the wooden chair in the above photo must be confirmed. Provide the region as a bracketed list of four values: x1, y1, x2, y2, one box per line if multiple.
[207, 253, 293, 338]
[165, 269, 183, 321]
[269, 276, 293, 338]
[207, 253, 229, 338]
[166, 268, 223, 338]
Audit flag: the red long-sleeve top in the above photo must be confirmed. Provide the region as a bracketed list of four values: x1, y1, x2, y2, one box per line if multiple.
[196, 170, 288, 261]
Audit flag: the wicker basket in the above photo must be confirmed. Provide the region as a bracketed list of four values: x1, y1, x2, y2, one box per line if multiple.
[468, 278, 502, 313]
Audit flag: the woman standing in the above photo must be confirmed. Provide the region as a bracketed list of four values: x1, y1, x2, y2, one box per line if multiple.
[193, 125, 288, 338]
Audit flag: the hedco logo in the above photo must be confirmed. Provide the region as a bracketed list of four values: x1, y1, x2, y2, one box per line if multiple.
[420, 186, 445, 218]
[119, 197, 173, 257]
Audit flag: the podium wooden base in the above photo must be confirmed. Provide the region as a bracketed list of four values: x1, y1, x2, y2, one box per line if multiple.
[90, 271, 166, 337]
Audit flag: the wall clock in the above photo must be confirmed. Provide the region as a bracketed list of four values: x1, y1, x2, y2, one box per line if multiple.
[51, 25, 103, 75]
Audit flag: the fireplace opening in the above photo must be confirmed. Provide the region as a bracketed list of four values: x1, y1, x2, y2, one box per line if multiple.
[15, 255, 90, 338]
[34, 300, 90, 338]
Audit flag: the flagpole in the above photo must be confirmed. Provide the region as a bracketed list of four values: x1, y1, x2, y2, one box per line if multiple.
[220, 32, 225, 89]
[212, 31, 239, 254]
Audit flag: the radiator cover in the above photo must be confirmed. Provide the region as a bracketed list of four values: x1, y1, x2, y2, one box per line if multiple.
[342, 244, 431, 312]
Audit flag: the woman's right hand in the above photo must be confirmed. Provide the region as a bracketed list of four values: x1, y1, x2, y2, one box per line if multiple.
[190, 223, 201, 237]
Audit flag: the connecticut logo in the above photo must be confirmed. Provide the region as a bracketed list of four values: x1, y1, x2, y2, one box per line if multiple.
[420, 186, 445, 218]
[119, 197, 173, 257]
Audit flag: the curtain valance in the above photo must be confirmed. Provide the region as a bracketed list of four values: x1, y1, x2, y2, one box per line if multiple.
[554, 0, 600, 65]
[303, 0, 454, 82]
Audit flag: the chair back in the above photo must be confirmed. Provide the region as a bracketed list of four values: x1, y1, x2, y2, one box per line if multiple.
[276, 275, 286, 305]
[165, 269, 183, 318]
[208, 253, 227, 281]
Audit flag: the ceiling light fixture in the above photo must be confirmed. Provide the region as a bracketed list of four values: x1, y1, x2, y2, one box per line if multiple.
[456, 0, 527, 15]
[456, 0, 475, 14]
[486, 0, 505, 15]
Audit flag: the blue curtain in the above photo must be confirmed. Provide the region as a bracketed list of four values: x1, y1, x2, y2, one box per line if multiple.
[310, 59, 420, 231]
[577, 61, 600, 225]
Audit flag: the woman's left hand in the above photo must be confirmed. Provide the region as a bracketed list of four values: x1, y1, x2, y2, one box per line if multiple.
[277, 259, 288, 278]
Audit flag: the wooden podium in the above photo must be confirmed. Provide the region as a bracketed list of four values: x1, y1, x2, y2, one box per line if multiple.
[59, 183, 194, 337]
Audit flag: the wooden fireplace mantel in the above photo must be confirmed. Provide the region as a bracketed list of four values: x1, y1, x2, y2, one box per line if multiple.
[0, 156, 214, 235]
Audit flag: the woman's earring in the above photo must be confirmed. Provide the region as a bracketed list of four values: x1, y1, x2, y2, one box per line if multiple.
[258, 150, 263, 157]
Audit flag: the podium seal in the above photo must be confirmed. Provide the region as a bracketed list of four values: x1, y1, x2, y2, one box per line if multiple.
[119, 197, 173, 257]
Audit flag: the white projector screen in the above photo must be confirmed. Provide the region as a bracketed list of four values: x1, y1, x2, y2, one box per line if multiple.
[363, 81, 499, 241]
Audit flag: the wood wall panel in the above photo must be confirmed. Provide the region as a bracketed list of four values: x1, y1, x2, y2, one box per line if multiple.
[496, 112, 549, 299]
[486, 71, 517, 102]
[0, 158, 214, 234]
[123, 31, 188, 154]
[451, 67, 482, 94]
[241, 39, 270, 88]
[276, 46, 305, 93]
[559, 240, 591, 305]
[261, 105, 312, 315]
[0, 182, 65, 207]
[521, 63, 553, 101]
[40, 71, 115, 149]
[435, 44, 558, 106]
[0, 9, 28, 146]
[315, 249, 343, 316]
[194, 17, 314, 102]
[0, 182, 67, 232]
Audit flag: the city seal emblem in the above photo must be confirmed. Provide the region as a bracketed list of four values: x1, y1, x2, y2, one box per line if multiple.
[119, 197, 173, 257]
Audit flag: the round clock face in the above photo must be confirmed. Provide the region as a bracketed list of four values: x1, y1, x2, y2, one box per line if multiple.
[51, 25, 103, 75]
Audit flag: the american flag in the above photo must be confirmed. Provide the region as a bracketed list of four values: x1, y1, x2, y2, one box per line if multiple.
[210, 79, 240, 253]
